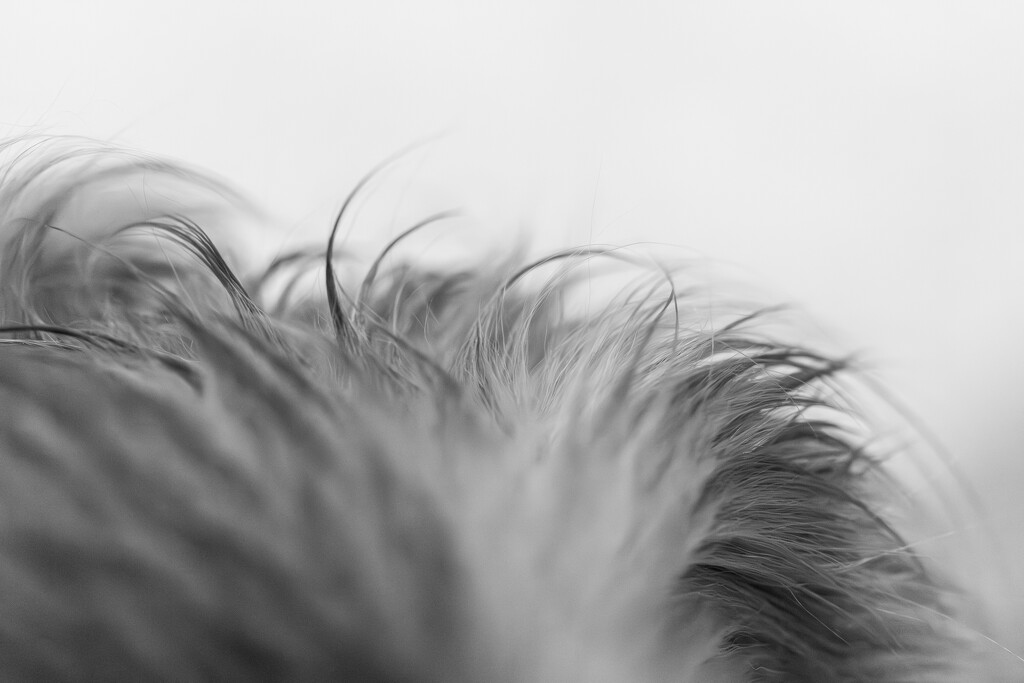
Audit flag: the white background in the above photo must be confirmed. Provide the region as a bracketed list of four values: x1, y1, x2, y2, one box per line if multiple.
[3, 0, 1022, 589]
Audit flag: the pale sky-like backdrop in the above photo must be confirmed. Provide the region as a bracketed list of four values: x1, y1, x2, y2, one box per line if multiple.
[3, 1, 1022, 569]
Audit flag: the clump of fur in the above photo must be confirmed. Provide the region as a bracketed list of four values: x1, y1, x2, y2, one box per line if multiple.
[0, 138, 1007, 681]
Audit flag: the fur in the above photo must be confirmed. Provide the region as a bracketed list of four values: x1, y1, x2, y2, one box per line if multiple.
[0, 137, 1012, 681]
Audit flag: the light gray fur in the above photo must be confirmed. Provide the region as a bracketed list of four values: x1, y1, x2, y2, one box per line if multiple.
[0, 138, 1004, 681]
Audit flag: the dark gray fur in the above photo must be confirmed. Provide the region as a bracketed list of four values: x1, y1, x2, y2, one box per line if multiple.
[0, 138, 998, 681]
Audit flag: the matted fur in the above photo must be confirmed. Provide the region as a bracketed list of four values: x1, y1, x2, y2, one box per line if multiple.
[0, 138, 1006, 680]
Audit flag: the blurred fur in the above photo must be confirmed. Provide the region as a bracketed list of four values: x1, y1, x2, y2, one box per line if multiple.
[0, 138, 1014, 681]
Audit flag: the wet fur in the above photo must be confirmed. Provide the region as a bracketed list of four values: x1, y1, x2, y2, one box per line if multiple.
[0, 138, 1007, 680]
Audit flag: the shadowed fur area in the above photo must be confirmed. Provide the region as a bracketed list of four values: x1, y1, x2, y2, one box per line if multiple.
[0, 138, 1007, 681]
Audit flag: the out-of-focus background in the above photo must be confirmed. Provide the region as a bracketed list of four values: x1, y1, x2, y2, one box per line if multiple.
[3, 0, 1022, 642]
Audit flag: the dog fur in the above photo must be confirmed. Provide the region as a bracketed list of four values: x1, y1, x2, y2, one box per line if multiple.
[0, 137, 1013, 681]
